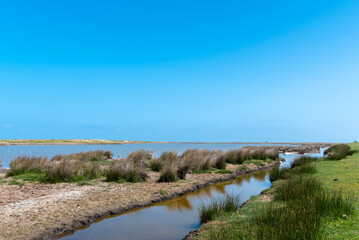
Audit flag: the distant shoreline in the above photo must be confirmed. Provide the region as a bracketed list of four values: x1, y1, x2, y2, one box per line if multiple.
[0, 139, 337, 146]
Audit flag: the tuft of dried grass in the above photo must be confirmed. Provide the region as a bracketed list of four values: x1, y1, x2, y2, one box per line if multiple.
[105, 160, 148, 183]
[126, 149, 152, 168]
[43, 160, 81, 183]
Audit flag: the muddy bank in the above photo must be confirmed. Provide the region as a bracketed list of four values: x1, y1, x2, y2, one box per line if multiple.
[0, 161, 279, 240]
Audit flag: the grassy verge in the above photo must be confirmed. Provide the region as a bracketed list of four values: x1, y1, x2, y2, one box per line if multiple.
[195, 143, 359, 240]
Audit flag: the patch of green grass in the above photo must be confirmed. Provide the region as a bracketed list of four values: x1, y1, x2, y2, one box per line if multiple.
[99, 160, 111, 166]
[12, 172, 45, 182]
[8, 180, 24, 186]
[77, 181, 91, 186]
[243, 160, 265, 166]
[192, 168, 217, 174]
[237, 165, 249, 171]
[0, 178, 7, 184]
[215, 169, 233, 174]
[158, 189, 167, 195]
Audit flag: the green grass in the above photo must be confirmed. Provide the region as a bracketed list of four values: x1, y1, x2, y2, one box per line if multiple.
[158, 189, 167, 195]
[12, 172, 45, 182]
[192, 168, 217, 174]
[77, 181, 91, 186]
[8, 180, 24, 186]
[237, 165, 249, 171]
[196, 143, 359, 240]
[0, 178, 7, 184]
[199, 194, 242, 223]
[243, 160, 265, 166]
[215, 169, 233, 174]
[311, 142, 359, 238]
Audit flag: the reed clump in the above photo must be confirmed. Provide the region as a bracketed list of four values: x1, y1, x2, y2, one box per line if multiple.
[7, 156, 49, 176]
[105, 160, 148, 183]
[199, 194, 242, 223]
[51, 150, 112, 162]
[149, 157, 163, 171]
[126, 149, 152, 168]
[158, 164, 178, 182]
[291, 156, 317, 168]
[158, 152, 179, 182]
[269, 156, 317, 182]
[43, 160, 81, 183]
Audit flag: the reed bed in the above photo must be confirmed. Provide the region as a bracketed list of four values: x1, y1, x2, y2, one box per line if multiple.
[51, 150, 112, 162]
[6, 146, 279, 183]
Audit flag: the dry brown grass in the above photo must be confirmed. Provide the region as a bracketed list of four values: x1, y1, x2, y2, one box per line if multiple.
[126, 149, 152, 168]
[43, 160, 81, 183]
[51, 150, 112, 162]
[7, 156, 49, 176]
[105, 160, 148, 182]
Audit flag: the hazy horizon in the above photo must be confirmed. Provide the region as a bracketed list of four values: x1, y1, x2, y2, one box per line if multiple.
[1, 1, 358, 143]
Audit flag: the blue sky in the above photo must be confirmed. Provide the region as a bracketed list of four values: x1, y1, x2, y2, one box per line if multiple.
[1, 0, 358, 142]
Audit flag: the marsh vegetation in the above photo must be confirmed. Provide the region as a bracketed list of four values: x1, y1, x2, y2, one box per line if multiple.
[3, 147, 279, 184]
[197, 144, 356, 240]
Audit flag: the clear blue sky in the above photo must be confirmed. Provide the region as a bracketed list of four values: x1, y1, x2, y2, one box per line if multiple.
[1, 0, 358, 142]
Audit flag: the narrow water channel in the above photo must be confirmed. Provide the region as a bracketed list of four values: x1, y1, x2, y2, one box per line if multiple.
[59, 150, 325, 240]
